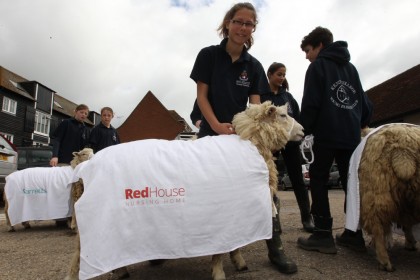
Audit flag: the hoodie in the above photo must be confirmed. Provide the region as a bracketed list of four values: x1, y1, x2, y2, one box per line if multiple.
[300, 41, 373, 150]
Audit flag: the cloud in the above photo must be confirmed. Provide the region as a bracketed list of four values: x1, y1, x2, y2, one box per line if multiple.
[1, 0, 419, 130]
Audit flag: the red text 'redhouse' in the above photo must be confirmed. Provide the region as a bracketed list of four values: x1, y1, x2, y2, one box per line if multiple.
[125, 187, 185, 199]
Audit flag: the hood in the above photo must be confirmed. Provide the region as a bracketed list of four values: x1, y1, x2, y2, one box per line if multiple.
[318, 41, 350, 64]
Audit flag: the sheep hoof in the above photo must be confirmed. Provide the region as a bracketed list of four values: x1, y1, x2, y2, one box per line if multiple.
[237, 265, 248, 271]
[405, 245, 417, 251]
[212, 271, 226, 280]
[7, 226, 15, 232]
[404, 241, 417, 251]
[379, 263, 395, 272]
[22, 222, 31, 229]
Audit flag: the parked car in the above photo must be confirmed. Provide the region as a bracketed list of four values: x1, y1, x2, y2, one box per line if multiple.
[326, 163, 342, 189]
[0, 134, 18, 201]
[278, 163, 341, 191]
[17, 146, 53, 170]
[278, 164, 310, 191]
[302, 164, 310, 187]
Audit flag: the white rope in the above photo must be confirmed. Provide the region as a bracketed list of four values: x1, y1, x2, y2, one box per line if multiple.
[287, 118, 295, 136]
[300, 134, 314, 164]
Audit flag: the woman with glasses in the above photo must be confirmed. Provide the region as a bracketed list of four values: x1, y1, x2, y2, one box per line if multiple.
[190, 2, 267, 138]
[190, 2, 297, 275]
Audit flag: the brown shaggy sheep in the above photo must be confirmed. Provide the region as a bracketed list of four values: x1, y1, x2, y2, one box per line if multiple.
[359, 124, 420, 271]
[65, 102, 304, 280]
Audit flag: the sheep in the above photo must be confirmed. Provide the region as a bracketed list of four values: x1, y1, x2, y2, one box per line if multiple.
[69, 148, 94, 231]
[357, 124, 420, 271]
[211, 102, 304, 279]
[3, 148, 93, 232]
[65, 101, 304, 280]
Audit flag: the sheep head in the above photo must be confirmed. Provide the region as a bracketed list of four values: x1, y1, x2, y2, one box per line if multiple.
[232, 101, 304, 152]
[70, 148, 94, 169]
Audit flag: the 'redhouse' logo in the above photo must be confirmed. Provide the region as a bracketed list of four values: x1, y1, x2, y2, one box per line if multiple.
[125, 186, 186, 207]
[330, 80, 358, 109]
[236, 70, 250, 87]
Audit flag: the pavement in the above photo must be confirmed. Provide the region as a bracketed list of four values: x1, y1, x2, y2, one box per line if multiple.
[1, 189, 419, 280]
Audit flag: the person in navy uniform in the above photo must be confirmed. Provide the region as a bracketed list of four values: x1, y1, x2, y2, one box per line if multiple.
[297, 26, 373, 254]
[50, 104, 90, 166]
[190, 2, 297, 275]
[89, 107, 120, 153]
[261, 62, 315, 233]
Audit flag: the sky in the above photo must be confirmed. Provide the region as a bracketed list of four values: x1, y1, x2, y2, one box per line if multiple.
[1, 0, 419, 130]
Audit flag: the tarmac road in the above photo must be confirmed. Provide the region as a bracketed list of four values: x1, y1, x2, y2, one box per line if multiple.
[1, 190, 419, 280]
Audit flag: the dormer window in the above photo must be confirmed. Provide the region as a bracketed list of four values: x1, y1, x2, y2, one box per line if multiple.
[9, 80, 27, 92]
[54, 100, 63, 109]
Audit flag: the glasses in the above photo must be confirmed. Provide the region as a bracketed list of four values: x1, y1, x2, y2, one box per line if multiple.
[230, 19, 256, 29]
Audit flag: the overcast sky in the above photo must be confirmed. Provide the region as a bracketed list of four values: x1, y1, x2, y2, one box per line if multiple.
[1, 0, 419, 130]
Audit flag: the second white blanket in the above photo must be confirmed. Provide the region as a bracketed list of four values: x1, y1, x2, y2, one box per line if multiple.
[5, 166, 75, 225]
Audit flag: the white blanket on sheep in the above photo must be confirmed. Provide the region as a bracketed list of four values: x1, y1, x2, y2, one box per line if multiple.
[4, 166, 75, 225]
[346, 124, 420, 240]
[75, 135, 272, 280]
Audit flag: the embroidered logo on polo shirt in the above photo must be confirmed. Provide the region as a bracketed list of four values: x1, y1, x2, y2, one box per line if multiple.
[236, 70, 251, 87]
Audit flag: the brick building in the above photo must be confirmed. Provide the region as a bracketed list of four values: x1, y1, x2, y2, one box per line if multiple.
[366, 64, 420, 126]
[117, 91, 192, 142]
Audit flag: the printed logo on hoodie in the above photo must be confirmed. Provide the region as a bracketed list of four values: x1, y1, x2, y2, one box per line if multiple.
[330, 80, 358, 109]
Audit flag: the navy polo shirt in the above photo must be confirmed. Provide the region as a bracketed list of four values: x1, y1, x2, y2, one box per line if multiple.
[51, 118, 90, 164]
[190, 38, 270, 136]
[89, 122, 120, 153]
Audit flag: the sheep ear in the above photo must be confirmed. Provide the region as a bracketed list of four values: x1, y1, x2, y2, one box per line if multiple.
[268, 107, 276, 116]
[72, 151, 78, 157]
[265, 106, 276, 120]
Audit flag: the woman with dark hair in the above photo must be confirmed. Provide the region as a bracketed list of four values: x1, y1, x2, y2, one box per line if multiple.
[261, 62, 315, 233]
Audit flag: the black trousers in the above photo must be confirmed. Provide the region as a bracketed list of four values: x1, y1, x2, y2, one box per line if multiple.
[309, 144, 354, 218]
[280, 144, 306, 192]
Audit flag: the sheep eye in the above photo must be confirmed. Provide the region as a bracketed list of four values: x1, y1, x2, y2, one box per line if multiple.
[280, 114, 287, 118]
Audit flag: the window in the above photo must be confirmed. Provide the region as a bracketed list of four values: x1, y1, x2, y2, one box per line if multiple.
[34, 111, 51, 135]
[1, 132, 14, 143]
[2, 97, 17, 115]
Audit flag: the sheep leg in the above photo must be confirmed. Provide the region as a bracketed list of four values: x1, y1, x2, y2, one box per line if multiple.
[229, 248, 248, 271]
[211, 254, 226, 280]
[70, 213, 77, 231]
[70, 181, 83, 231]
[3, 195, 15, 232]
[65, 233, 81, 280]
[372, 227, 395, 272]
[403, 225, 417, 251]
